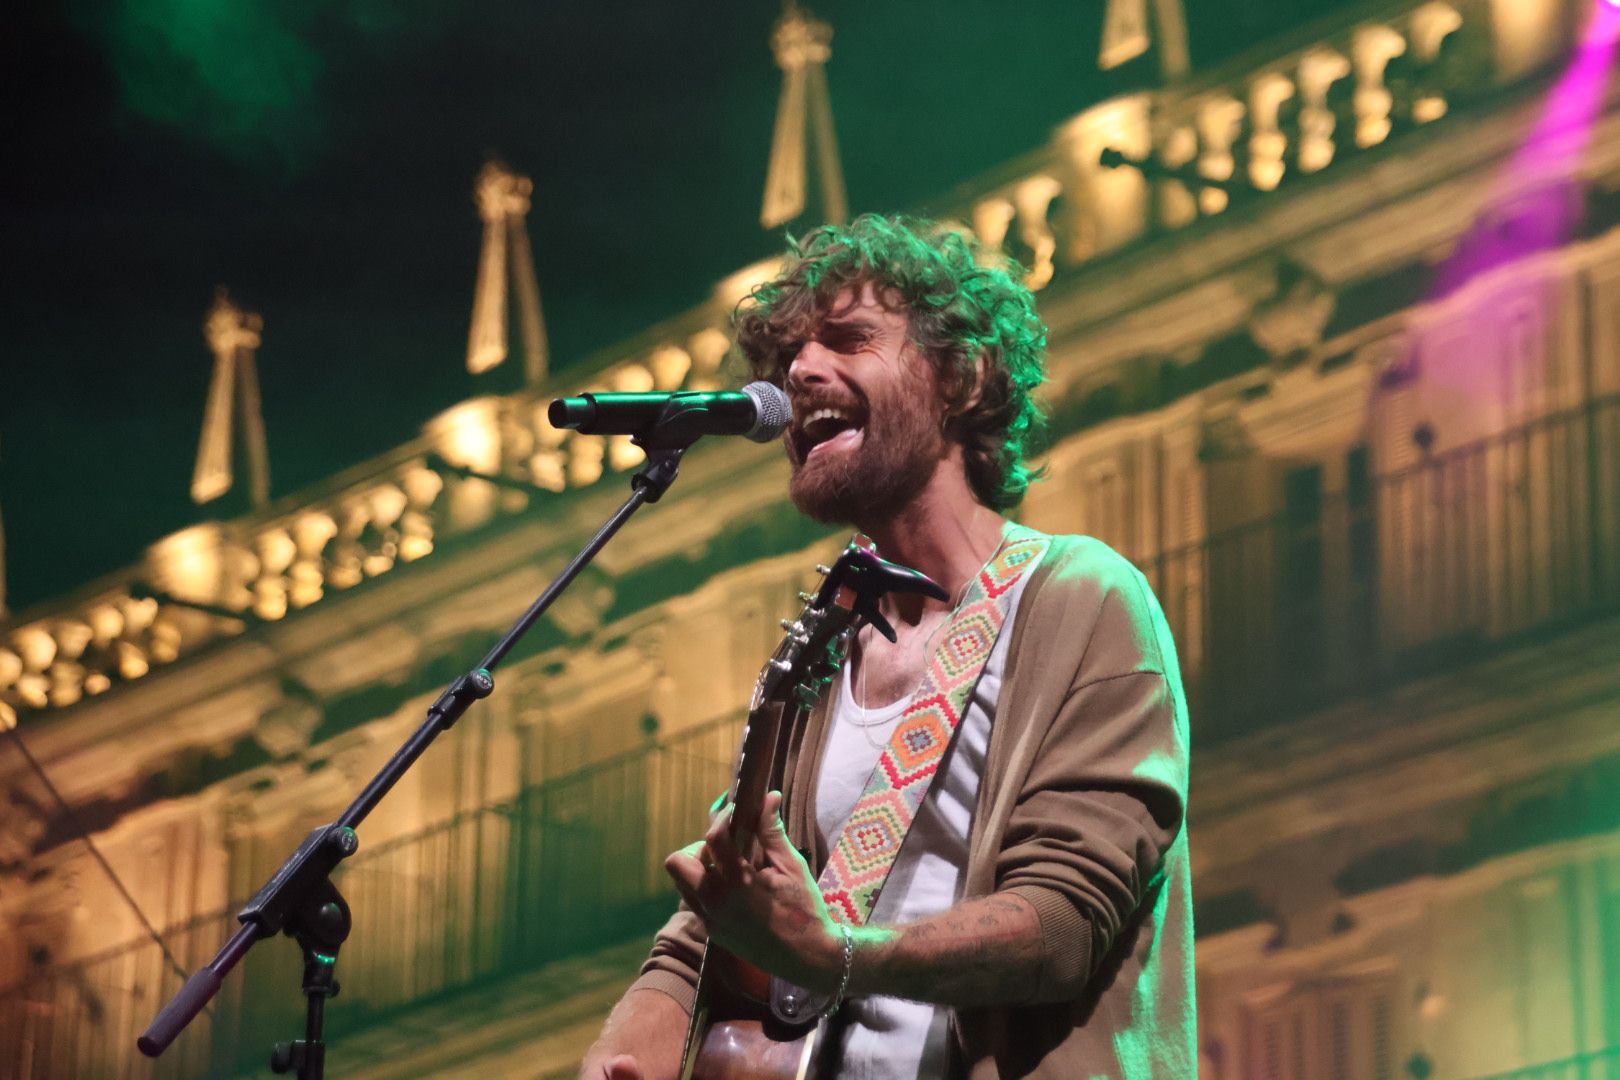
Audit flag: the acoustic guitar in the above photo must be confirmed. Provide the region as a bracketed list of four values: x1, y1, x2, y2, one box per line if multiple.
[678, 538, 944, 1080]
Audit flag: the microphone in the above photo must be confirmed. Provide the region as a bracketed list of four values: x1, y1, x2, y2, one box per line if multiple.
[547, 381, 792, 444]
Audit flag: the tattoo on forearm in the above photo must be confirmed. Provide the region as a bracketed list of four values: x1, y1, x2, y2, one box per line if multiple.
[849, 893, 1047, 1008]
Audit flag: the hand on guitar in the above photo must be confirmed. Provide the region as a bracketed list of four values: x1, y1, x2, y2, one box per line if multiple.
[665, 792, 843, 995]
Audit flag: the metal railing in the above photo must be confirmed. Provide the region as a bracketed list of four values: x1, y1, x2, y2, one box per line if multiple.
[0, 714, 743, 1079]
[1146, 393, 1620, 743]
[1467, 1045, 1620, 1080]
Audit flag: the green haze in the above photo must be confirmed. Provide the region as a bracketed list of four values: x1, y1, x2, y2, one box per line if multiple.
[76, 0, 407, 170]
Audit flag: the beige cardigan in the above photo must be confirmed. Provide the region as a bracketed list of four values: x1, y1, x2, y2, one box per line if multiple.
[629, 534, 1197, 1079]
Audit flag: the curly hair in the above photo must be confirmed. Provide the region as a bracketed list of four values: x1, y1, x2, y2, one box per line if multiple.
[734, 214, 1048, 511]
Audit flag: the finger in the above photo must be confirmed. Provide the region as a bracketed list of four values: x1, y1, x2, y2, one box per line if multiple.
[603, 1055, 644, 1080]
[665, 846, 709, 916]
[706, 807, 745, 873]
[670, 840, 707, 874]
[704, 803, 732, 847]
[666, 861, 708, 918]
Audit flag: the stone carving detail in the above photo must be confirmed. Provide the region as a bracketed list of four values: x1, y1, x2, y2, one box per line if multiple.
[253, 692, 323, 760]
[1250, 262, 1337, 364]
[0, 791, 47, 868]
[1254, 843, 1353, 948]
[1198, 412, 1254, 463]
[543, 563, 616, 641]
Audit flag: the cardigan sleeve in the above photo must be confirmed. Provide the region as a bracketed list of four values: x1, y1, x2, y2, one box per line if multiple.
[992, 545, 1190, 1003]
[625, 904, 708, 1014]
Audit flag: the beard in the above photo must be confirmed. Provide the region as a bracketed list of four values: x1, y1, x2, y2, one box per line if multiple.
[787, 374, 946, 527]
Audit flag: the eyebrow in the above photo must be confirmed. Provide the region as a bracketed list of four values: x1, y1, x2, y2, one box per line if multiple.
[817, 314, 882, 333]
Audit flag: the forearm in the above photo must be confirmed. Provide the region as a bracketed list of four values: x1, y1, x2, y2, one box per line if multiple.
[579, 986, 689, 1080]
[844, 892, 1054, 1009]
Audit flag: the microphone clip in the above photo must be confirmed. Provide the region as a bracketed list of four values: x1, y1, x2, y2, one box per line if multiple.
[628, 397, 720, 452]
[629, 442, 687, 502]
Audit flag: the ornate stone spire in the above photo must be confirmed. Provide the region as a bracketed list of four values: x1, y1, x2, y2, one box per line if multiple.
[1100, 0, 1190, 81]
[761, 4, 847, 230]
[192, 288, 269, 508]
[466, 160, 549, 386]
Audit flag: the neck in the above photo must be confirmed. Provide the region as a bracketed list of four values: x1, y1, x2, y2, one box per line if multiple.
[855, 454, 1006, 629]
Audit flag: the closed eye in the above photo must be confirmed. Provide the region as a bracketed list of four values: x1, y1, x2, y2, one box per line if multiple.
[818, 327, 871, 352]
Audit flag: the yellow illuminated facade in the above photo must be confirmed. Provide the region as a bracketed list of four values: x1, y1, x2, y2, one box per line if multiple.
[3, 1, 1619, 1077]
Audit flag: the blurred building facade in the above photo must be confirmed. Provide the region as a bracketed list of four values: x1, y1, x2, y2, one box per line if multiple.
[3, 0, 1619, 1076]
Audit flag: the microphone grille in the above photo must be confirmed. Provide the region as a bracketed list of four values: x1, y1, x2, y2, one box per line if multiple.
[742, 381, 792, 443]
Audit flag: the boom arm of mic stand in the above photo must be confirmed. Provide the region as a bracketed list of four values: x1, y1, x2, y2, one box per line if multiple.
[137, 442, 692, 1062]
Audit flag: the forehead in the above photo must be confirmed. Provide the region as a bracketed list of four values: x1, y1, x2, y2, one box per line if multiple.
[820, 281, 908, 330]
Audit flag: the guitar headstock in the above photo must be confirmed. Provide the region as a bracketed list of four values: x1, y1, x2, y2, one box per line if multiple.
[752, 537, 948, 714]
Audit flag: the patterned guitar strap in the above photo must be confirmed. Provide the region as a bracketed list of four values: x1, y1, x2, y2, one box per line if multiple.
[817, 525, 1051, 928]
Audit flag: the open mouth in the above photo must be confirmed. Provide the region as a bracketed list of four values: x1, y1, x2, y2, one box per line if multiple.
[793, 404, 866, 462]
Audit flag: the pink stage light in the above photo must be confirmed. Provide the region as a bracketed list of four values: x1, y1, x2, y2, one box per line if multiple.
[1417, 0, 1620, 421]
[1432, 2, 1620, 300]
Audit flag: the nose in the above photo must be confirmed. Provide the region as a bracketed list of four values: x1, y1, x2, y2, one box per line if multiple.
[787, 339, 835, 394]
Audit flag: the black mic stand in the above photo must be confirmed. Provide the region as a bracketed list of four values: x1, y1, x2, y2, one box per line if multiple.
[139, 421, 700, 1078]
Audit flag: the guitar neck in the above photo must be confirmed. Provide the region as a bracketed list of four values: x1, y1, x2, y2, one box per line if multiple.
[727, 700, 800, 851]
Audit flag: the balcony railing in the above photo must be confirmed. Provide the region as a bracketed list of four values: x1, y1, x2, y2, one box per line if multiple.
[1149, 392, 1620, 743]
[0, 714, 743, 1080]
[1466, 1045, 1620, 1080]
[955, 0, 1572, 292]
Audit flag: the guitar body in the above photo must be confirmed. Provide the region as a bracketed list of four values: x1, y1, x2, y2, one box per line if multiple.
[682, 949, 826, 1080]
[674, 540, 945, 1080]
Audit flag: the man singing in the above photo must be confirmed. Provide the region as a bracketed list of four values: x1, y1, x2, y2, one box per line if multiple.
[581, 215, 1194, 1079]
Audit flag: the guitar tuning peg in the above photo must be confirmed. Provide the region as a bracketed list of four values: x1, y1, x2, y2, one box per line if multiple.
[780, 618, 796, 631]
[798, 591, 815, 603]
[815, 564, 832, 576]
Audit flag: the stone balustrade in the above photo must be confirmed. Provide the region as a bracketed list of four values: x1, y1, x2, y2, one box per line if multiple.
[0, 0, 1581, 725]
[961, 0, 1568, 290]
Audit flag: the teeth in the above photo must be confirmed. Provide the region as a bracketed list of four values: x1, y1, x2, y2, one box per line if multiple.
[797, 405, 861, 452]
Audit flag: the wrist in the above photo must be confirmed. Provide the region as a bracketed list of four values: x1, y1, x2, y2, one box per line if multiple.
[797, 919, 846, 995]
[830, 922, 856, 1006]
[840, 925, 893, 998]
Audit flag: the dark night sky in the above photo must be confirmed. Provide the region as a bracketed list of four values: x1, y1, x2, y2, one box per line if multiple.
[1, 1, 1360, 613]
